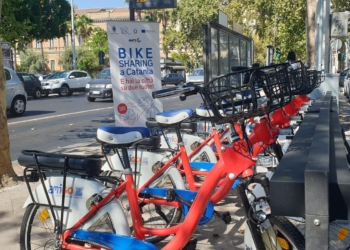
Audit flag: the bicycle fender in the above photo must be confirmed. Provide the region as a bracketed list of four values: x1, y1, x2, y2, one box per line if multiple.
[22, 176, 128, 235]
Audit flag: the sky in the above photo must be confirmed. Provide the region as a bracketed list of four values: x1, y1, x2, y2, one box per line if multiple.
[72, 0, 129, 9]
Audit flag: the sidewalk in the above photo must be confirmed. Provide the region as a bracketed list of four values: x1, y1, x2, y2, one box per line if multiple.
[2, 91, 350, 250]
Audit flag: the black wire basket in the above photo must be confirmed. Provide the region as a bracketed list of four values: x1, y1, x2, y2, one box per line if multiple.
[287, 61, 310, 95]
[306, 70, 324, 91]
[199, 63, 292, 124]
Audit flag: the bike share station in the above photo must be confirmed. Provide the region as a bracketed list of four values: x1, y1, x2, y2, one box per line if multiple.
[16, 1, 350, 249]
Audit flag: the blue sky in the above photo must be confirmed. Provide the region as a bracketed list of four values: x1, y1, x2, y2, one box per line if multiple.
[72, 0, 129, 9]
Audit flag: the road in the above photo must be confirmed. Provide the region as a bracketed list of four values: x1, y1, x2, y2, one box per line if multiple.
[8, 91, 202, 161]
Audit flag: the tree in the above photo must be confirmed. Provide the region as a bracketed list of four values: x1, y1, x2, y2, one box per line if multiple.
[87, 27, 110, 66]
[222, 0, 306, 65]
[17, 49, 47, 73]
[0, 0, 20, 187]
[74, 15, 93, 43]
[168, 0, 220, 62]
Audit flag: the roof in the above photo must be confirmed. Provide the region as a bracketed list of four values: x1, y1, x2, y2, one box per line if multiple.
[75, 7, 129, 16]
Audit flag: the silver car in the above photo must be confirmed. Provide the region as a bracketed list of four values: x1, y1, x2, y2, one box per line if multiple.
[187, 68, 204, 86]
[5, 67, 27, 116]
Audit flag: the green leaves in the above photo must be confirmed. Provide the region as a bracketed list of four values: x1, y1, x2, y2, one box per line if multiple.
[0, 0, 70, 47]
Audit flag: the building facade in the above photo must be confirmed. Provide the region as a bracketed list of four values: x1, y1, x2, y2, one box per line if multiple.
[23, 7, 165, 72]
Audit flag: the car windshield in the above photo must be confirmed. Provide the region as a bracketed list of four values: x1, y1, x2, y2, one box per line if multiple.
[96, 69, 111, 79]
[191, 69, 204, 76]
[47, 72, 62, 79]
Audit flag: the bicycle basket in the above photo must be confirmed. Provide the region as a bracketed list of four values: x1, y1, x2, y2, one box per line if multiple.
[199, 68, 269, 124]
[306, 70, 324, 91]
[262, 63, 292, 112]
[287, 61, 309, 95]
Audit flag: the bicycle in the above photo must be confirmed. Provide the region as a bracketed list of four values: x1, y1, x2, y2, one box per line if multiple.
[19, 62, 312, 250]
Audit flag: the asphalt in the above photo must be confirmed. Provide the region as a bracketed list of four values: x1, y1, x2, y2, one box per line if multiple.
[2, 90, 350, 250]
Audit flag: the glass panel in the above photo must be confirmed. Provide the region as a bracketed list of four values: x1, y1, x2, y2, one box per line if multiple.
[5, 70, 11, 81]
[229, 36, 240, 69]
[246, 42, 251, 67]
[210, 28, 218, 80]
[219, 31, 229, 75]
[240, 40, 247, 66]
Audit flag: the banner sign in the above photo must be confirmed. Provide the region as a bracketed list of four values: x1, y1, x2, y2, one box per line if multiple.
[107, 21, 162, 127]
[132, 0, 177, 10]
[331, 12, 348, 38]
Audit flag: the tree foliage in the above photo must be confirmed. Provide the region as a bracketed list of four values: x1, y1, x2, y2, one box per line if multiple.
[75, 15, 93, 42]
[0, 0, 70, 48]
[222, 0, 307, 64]
[17, 49, 47, 73]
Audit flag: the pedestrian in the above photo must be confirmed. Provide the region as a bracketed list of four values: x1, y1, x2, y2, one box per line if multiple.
[286, 51, 300, 70]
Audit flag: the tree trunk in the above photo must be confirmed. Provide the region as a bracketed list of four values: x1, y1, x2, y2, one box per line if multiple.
[0, 20, 19, 186]
[306, 0, 316, 68]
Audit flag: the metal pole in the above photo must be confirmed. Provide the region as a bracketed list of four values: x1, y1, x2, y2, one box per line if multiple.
[129, 0, 135, 21]
[323, 0, 330, 73]
[70, 0, 77, 70]
[314, 0, 324, 70]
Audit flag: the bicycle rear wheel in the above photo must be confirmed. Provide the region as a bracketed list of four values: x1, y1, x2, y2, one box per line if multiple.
[20, 203, 56, 250]
[261, 216, 305, 250]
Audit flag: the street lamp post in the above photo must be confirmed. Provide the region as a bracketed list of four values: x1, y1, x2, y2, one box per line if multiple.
[70, 0, 77, 70]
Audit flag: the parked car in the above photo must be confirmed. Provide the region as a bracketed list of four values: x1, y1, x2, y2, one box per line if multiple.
[161, 73, 185, 86]
[5, 67, 27, 116]
[187, 68, 204, 86]
[17, 72, 43, 99]
[42, 70, 91, 97]
[85, 68, 112, 102]
[339, 68, 349, 87]
[344, 71, 350, 101]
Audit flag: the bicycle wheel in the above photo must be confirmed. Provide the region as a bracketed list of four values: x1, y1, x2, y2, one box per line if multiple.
[20, 203, 56, 250]
[261, 216, 305, 250]
[106, 171, 183, 244]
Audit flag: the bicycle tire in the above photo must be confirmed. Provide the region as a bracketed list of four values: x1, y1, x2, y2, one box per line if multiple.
[261, 216, 305, 250]
[20, 203, 56, 250]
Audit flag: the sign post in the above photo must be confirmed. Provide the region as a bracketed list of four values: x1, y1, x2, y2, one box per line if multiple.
[107, 21, 162, 127]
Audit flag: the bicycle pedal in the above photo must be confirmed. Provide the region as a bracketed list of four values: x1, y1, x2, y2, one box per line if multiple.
[222, 211, 232, 224]
[182, 237, 197, 250]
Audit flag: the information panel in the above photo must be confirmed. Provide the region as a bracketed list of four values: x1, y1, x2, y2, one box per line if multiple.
[107, 21, 162, 127]
[132, 0, 177, 10]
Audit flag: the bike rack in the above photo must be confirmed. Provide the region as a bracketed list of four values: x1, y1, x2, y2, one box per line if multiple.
[270, 91, 350, 249]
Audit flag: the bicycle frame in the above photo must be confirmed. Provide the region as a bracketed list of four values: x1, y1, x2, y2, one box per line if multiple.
[62, 144, 256, 250]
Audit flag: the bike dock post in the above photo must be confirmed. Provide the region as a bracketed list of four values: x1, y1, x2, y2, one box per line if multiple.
[270, 91, 350, 249]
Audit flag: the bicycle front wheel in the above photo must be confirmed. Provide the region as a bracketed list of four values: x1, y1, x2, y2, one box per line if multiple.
[261, 216, 305, 250]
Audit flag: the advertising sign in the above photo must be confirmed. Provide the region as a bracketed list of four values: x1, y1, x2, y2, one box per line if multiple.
[331, 12, 348, 38]
[107, 21, 162, 127]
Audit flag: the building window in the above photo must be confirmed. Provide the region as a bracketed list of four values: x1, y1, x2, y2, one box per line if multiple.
[65, 34, 70, 46]
[78, 35, 83, 46]
[49, 39, 55, 48]
[36, 40, 41, 49]
[50, 60, 55, 71]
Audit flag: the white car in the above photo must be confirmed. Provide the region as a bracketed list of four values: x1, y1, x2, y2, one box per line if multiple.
[42, 70, 91, 97]
[5, 67, 27, 116]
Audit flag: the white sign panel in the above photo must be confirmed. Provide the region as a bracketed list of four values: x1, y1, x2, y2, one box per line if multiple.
[107, 21, 162, 127]
[331, 12, 348, 38]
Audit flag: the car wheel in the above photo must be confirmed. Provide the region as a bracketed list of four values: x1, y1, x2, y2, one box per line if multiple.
[59, 85, 70, 97]
[67, 91, 73, 96]
[87, 97, 96, 102]
[10, 96, 26, 116]
[179, 81, 184, 86]
[33, 88, 42, 99]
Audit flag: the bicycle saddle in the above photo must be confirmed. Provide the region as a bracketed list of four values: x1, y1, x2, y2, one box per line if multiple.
[155, 108, 194, 124]
[96, 126, 150, 147]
